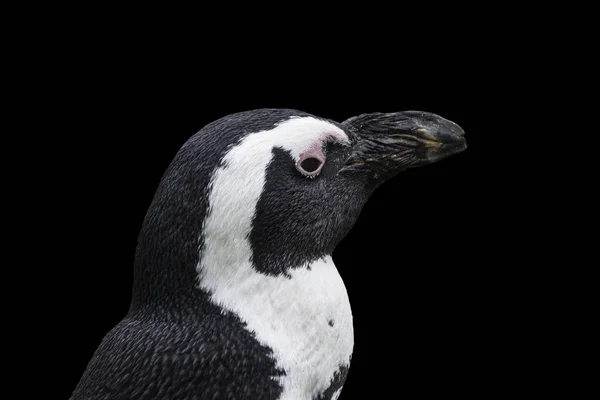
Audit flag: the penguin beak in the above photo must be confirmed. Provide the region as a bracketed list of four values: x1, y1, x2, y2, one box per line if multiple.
[340, 111, 467, 179]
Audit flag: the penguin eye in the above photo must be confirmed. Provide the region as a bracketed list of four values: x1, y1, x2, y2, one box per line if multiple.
[301, 158, 321, 172]
[296, 156, 324, 177]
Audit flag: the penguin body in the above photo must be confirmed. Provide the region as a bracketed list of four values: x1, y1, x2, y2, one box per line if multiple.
[71, 109, 466, 400]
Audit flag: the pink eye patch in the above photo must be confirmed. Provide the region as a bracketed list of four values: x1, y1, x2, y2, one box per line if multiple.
[295, 131, 347, 177]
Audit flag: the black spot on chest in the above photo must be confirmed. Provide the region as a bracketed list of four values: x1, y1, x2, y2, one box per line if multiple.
[328, 320, 334, 327]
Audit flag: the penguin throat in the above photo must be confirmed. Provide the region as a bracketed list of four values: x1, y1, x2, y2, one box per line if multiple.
[196, 254, 354, 399]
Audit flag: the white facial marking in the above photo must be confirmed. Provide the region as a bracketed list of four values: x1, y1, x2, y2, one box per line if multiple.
[198, 116, 353, 399]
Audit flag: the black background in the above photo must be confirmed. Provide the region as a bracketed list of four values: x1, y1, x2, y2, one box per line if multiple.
[44, 35, 509, 399]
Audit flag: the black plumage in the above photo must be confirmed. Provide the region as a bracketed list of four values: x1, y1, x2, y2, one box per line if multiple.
[71, 108, 466, 400]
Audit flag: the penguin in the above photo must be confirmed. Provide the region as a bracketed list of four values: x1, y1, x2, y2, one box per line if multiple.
[71, 108, 466, 400]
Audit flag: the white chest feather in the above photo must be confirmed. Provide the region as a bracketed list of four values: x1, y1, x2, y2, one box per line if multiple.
[197, 117, 354, 399]
[202, 256, 353, 399]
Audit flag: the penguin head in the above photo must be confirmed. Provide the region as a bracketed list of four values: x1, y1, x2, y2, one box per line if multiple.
[133, 109, 466, 304]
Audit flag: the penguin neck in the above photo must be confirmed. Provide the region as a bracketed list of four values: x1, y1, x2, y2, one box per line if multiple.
[198, 220, 354, 400]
